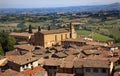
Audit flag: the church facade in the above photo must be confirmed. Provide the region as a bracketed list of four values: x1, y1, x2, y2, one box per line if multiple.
[34, 22, 77, 48]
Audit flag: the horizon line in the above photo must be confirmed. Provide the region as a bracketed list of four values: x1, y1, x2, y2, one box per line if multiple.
[0, 2, 119, 9]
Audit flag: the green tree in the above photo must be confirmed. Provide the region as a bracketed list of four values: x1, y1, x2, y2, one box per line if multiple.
[17, 22, 26, 29]
[38, 26, 41, 31]
[0, 44, 4, 55]
[0, 32, 16, 54]
[48, 26, 51, 30]
[28, 25, 32, 33]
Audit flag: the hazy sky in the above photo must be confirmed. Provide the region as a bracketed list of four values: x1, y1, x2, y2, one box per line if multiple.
[0, 0, 120, 8]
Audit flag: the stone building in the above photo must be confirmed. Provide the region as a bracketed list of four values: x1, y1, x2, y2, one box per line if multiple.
[8, 53, 38, 72]
[73, 59, 112, 76]
[10, 32, 33, 43]
[43, 58, 61, 76]
[62, 38, 86, 47]
[34, 22, 77, 48]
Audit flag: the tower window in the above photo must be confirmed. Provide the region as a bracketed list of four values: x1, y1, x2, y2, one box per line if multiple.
[61, 34, 63, 40]
[55, 35, 57, 41]
[65, 34, 67, 39]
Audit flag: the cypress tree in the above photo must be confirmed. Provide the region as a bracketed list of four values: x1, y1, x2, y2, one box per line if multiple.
[48, 26, 51, 30]
[29, 25, 32, 33]
[38, 26, 41, 31]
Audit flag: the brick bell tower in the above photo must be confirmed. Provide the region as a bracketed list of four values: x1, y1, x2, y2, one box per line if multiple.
[70, 22, 77, 39]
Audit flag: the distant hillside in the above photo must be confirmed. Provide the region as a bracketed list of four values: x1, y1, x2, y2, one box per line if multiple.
[57, 2, 120, 12]
[0, 3, 120, 15]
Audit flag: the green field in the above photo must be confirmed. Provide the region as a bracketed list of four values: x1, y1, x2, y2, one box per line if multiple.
[76, 30, 113, 42]
[76, 30, 91, 36]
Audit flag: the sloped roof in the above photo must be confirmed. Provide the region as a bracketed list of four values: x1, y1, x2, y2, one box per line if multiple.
[60, 61, 73, 68]
[83, 59, 110, 68]
[10, 32, 32, 37]
[8, 52, 38, 65]
[44, 58, 61, 66]
[52, 52, 67, 58]
[14, 44, 35, 51]
[38, 29, 69, 35]
[23, 66, 45, 76]
[74, 59, 110, 68]
[1, 69, 26, 76]
[65, 48, 80, 55]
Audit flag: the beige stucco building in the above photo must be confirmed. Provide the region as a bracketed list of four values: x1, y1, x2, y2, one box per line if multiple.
[34, 22, 77, 48]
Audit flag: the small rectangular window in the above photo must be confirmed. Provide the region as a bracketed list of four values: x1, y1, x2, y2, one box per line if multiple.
[101, 68, 106, 73]
[86, 68, 90, 72]
[55, 35, 57, 41]
[93, 68, 98, 73]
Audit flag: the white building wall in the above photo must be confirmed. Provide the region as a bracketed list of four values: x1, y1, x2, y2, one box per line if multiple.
[32, 61, 38, 68]
[28, 63, 32, 69]
[20, 66, 24, 72]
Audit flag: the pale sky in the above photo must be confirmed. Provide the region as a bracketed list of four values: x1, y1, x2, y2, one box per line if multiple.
[0, 0, 120, 8]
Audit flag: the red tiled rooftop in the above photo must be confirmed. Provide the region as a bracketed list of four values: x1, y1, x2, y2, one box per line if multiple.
[114, 72, 119, 76]
[44, 58, 61, 66]
[23, 66, 44, 76]
[60, 61, 73, 68]
[56, 73, 74, 76]
[7, 53, 38, 65]
[10, 32, 33, 37]
[14, 44, 35, 51]
[1, 69, 25, 76]
[38, 29, 69, 35]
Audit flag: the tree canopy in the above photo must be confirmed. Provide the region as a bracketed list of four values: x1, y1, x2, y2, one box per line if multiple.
[0, 32, 16, 55]
[0, 44, 4, 55]
[17, 22, 26, 29]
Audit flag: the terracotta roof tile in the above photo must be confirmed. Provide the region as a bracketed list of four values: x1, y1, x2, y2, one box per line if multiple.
[8, 52, 38, 65]
[23, 66, 45, 76]
[38, 29, 69, 35]
[6, 49, 21, 56]
[10, 32, 32, 37]
[1, 69, 26, 76]
[64, 55, 75, 61]
[44, 58, 61, 66]
[52, 52, 67, 58]
[14, 44, 35, 51]
[114, 72, 119, 76]
[60, 61, 73, 68]
[56, 73, 74, 76]
[82, 50, 101, 55]
[74, 59, 110, 68]
[65, 48, 80, 55]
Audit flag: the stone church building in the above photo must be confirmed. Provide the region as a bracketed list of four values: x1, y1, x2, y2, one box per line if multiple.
[33, 22, 77, 48]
